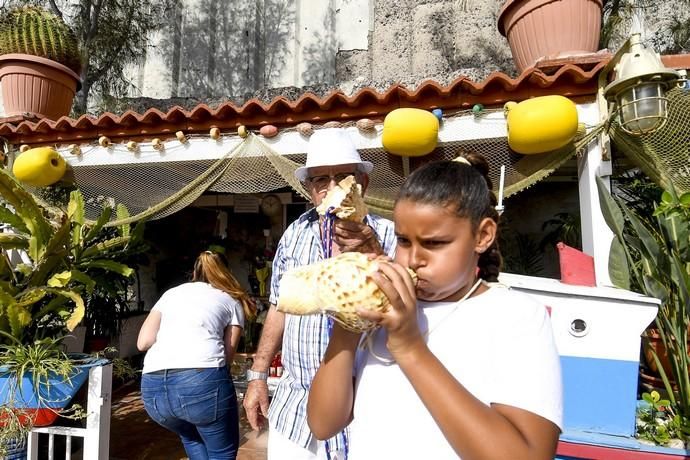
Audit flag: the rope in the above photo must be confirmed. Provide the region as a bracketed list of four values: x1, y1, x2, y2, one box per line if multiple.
[320, 206, 348, 460]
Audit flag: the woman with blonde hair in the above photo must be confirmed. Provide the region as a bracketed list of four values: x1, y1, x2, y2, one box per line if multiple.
[138, 250, 255, 460]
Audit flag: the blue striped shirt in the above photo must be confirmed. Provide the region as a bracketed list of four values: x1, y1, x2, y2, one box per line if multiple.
[268, 207, 396, 451]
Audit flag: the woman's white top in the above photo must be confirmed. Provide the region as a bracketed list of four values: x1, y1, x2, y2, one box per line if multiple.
[142, 282, 244, 373]
[349, 285, 563, 459]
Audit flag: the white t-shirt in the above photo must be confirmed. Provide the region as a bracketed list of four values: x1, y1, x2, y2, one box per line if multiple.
[142, 282, 245, 373]
[349, 285, 563, 459]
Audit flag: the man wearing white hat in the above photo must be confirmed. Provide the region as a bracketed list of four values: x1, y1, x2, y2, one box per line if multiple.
[243, 128, 396, 460]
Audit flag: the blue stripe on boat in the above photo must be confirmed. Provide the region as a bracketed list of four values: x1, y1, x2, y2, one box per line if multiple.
[562, 355, 639, 436]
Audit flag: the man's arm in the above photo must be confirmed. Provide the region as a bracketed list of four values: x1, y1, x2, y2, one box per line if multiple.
[242, 304, 285, 431]
[251, 304, 285, 373]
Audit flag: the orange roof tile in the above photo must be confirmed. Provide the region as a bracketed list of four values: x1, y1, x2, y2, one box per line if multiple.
[1, 54, 688, 146]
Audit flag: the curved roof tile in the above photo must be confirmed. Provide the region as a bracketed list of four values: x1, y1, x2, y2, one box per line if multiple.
[2, 54, 688, 145]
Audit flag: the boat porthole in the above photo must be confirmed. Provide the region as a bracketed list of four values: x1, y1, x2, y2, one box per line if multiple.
[569, 318, 589, 337]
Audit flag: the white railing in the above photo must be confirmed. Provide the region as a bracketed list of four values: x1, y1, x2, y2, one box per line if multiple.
[27, 363, 113, 460]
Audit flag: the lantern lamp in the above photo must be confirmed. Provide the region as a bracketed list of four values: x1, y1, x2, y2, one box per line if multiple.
[603, 33, 681, 135]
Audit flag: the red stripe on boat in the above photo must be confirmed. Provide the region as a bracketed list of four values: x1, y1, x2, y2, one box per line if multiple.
[558, 440, 690, 459]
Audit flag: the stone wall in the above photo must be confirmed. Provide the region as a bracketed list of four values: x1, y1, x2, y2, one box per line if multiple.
[2, 0, 687, 116]
[345, 0, 513, 93]
[118, 0, 514, 106]
[114, 0, 689, 108]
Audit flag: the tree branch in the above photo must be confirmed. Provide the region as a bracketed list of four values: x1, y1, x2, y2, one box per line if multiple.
[88, 0, 105, 41]
[47, 0, 63, 18]
[88, 3, 139, 83]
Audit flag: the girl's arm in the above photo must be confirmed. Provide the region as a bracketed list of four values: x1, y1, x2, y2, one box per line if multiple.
[307, 325, 361, 440]
[395, 342, 559, 460]
[362, 262, 559, 460]
[137, 310, 161, 351]
[224, 325, 243, 364]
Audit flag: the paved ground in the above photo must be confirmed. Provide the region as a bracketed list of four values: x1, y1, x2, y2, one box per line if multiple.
[109, 385, 268, 460]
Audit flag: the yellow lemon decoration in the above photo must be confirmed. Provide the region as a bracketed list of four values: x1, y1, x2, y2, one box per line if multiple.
[13, 147, 67, 187]
[382, 108, 439, 157]
[505, 95, 582, 155]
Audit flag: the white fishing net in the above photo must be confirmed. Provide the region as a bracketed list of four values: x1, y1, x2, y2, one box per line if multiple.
[50, 108, 602, 225]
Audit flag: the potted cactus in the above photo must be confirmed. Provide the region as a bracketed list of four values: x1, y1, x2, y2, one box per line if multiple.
[0, 6, 82, 120]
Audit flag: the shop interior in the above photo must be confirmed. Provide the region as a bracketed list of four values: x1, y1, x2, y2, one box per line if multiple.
[143, 187, 310, 351]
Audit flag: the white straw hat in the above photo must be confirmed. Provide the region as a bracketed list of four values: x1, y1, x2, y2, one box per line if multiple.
[294, 128, 373, 181]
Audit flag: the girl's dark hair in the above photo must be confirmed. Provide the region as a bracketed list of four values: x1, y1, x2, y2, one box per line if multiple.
[397, 153, 502, 281]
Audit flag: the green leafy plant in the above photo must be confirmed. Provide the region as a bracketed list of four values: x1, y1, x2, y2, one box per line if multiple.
[0, 404, 30, 457]
[82, 217, 149, 345]
[93, 347, 138, 383]
[0, 335, 75, 396]
[636, 391, 688, 447]
[539, 212, 582, 250]
[613, 170, 663, 220]
[597, 177, 690, 445]
[0, 166, 145, 345]
[0, 335, 87, 457]
[500, 230, 545, 276]
[0, 166, 143, 450]
[0, 6, 82, 73]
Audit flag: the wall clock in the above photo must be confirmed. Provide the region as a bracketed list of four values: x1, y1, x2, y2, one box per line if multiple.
[260, 194, 282, 217]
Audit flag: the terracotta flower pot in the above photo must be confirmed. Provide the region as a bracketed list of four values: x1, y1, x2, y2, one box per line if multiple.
[0, 53, 81, 120]
[642, 328, 690, 379]
[498, 0, 603, 73]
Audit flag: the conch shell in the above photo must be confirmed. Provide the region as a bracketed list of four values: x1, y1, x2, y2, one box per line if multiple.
[316, 175, 368, 222]
[277, 252, 416, 332]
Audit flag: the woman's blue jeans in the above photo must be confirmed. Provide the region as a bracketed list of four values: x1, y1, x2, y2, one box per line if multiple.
[141, 367, 239, 460]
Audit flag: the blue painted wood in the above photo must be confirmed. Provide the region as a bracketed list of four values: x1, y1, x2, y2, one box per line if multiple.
[0, 355, 108, 409]
[561, 355, 639, 436]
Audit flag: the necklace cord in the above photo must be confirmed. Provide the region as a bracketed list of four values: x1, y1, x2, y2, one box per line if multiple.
[365, 278, 485, 365]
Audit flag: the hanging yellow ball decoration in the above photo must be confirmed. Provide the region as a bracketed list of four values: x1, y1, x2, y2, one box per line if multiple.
[505, 95, 581, 154]
[382, 108, 439, 157]
[13, 147, 67, 187]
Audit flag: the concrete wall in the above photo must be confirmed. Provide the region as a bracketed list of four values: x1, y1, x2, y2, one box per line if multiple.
[361, 0, 513, 91]
[124, 0, 374, 101]
[118, 0, 687, 103]
[120, 0, 513, 102]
